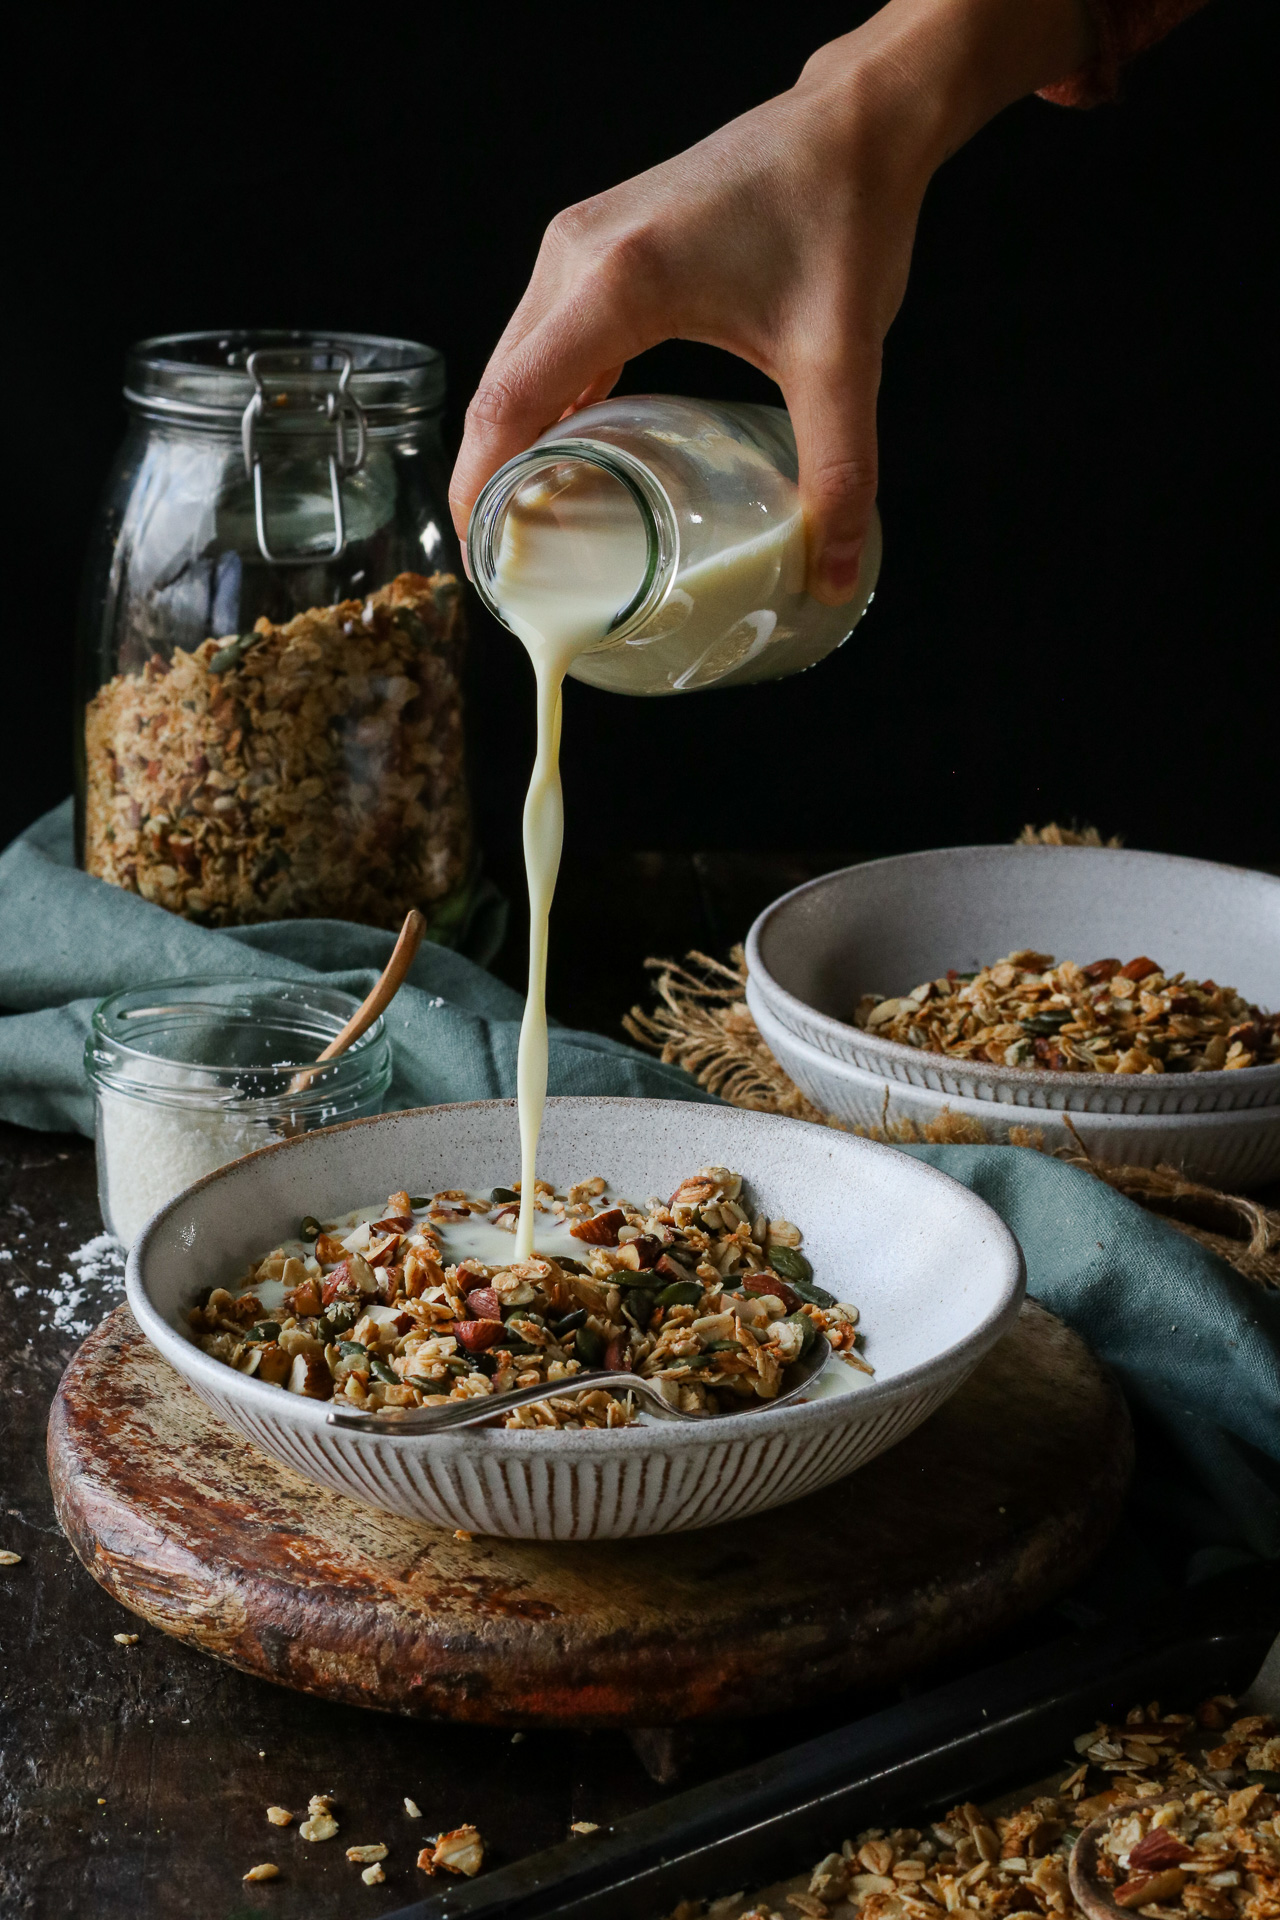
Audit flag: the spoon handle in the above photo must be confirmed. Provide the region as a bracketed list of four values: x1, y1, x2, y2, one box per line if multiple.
[325, 1370, 687, 1435]
[289, 909, 425, 1094]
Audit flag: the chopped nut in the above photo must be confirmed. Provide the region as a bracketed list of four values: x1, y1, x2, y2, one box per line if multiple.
[299, 1813, 340, 1843]
[418, 1824, 485, 1877]
[266, 1806, 292, 1827]
[571, 1821, 601, 1835]
[243, 1863, 279, 1882]
[453, 1529, 473, 1543]
[0, 1550, 22, 1566]
[361, 1864, 386, 1885]
[113, 1632, 139, 1646]
[346, 1844, 388, 1864]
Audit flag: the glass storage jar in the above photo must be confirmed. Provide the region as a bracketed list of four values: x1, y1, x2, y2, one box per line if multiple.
[76, 331, 475, 939]
[86, 977, 392, 1247]
[467, 394, 881, 694]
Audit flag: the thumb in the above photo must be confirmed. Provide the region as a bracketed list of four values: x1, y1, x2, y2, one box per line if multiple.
[783, 344, 882, 607]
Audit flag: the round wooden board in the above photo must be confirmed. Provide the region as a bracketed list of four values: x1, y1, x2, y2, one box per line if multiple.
[48, 1299, 1131, 1728]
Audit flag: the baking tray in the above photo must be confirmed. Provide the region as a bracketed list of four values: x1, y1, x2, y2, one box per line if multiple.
[386, 1563, 1280, 1920]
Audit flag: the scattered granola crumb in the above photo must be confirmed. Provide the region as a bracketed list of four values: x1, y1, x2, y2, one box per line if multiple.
[346, 1844, 388, 1864]
[453, 1528, 473, 1542]
[299, 1812, 339, 1843]
[404, 1798, 422, 1818]
[0, 1551, 22, 1565]
[307, 1795, 335, 1816]
[266, 1806, 292, 1827]
[362, 1864, 386, 1886]
[97, 1798, 106, 1806]
[417, 1825, 485, 1877]
[243, 1863, 279, 1882]
[113, 1632, 139, 1646]
[571, 1821, 601, 1835]
[510, 1733, 525, 1745]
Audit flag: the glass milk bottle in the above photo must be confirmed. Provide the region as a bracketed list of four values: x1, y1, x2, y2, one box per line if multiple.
[467, 394, 881, 694]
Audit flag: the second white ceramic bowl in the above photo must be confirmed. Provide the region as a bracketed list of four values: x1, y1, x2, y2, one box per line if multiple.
[745, 846, 1280, 1184]
[126, 1098, 1025, 1540]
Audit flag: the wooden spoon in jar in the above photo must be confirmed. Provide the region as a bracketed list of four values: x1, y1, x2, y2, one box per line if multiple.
[287, 909, 425, 1097]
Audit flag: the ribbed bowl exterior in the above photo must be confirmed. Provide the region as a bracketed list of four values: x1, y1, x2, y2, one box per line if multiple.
[185, 1369, 962, 1541]
[751, 991, 1280, 1188]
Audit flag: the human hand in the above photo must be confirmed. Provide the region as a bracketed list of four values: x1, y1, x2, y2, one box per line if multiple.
[449, 0, 1092, 605]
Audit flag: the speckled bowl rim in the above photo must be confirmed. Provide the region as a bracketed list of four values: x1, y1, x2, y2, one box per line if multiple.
[125, 1097, 1026, 1457]
[745, 847, 1280, 1113]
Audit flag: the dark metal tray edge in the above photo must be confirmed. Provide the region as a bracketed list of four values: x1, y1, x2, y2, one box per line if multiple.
[390, 1565, 1280, 1920]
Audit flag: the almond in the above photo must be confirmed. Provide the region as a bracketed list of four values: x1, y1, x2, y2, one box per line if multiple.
[454, 1319, 505, 1353]
[1114, 1869, 1187, 1908]
[314, 1233, 348, 1264]
[1128, 1832, 1194, 1874]
[1120, 955, 1160, 982]
[570, 1208, 626, 1246]
[611, 1235, 661, 1270]
[463, 1287, 503, 1322]
[741, 1273, 799, 1312]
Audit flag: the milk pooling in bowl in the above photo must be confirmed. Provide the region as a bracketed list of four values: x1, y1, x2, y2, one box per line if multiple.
[468, 396, 882, 1254]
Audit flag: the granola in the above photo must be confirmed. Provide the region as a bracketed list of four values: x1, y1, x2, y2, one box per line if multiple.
[83, 571, 471, 934]
[188, 1167, 868, 1426]
[671, 1701, 1280, 1920]
[855, 952, 1278, 1076]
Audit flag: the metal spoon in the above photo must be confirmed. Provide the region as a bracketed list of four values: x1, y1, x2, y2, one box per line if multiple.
[326, 1336, 833, 1435]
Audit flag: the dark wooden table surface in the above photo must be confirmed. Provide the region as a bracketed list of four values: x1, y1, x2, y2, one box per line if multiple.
[0, 850, 1201, 1919]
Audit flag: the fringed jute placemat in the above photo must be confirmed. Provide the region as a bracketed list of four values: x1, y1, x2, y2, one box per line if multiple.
[623, 827, 1280, 1294]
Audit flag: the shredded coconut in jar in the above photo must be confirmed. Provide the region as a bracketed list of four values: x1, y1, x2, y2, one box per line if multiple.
[97, 1084, 283, 1247]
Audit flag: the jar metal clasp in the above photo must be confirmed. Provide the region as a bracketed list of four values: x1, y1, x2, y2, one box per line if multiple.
[241, 348, 368, 565]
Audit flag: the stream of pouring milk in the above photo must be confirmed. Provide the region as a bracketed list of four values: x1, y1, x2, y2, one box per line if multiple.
[492, 469, 806, 1259]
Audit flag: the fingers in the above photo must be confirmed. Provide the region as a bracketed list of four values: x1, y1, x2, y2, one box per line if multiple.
[782, 341, 883, 607]
[448, 224, 652, 543]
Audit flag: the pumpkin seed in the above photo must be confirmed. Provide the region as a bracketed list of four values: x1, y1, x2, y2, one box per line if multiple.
[552, 1308, 587, 1334]
[768, 1246, 835, 1306]
[299, 1215, 321, 1240]
[767, 1246, 812, 1285]
[338, 1339, 369, 1358]
[369, 1358, 399, 1386]
[1021, 1010, 1072, 1035]
[246, 1321, 281, 1344]
[557, 1257, 590, 1276]
[491, 1187, 518, 1204]
[408, 1196, 431, 1208]
[622, 1289, 654, 1331]
[1245, 1770, 1280, 1789]
[207, 633, 261, 674]
[322, 1301, 360, 1336]
[699, 1339, 741, 1355]
[655, 1280, 702, 1308]
[783, 1311, 817, 1357]
[574, 1327, 605, 1368]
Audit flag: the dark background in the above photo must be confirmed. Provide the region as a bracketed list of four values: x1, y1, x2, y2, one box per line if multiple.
[9, 0, 1277, 873]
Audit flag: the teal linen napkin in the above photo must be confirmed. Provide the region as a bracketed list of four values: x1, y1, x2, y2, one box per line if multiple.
[0, 802, 710, 1135]
[2, 803, 1277, 1571]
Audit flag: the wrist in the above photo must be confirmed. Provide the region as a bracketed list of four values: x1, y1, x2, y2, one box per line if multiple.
[799, 0, 1095, 170]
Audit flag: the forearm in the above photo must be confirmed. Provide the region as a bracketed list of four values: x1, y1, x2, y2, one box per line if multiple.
[796, 0, 1097, 175]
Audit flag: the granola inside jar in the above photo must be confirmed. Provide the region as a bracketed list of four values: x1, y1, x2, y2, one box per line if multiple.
[75, 332, 476, 937]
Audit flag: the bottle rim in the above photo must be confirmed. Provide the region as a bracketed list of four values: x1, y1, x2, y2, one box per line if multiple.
[466, 440, 681, 645]
[123, 329, 446, 433]
[85, 976, 391, 1116]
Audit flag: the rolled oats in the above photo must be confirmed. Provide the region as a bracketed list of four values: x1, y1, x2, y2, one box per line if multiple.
[84, 572, 471, 935]
[855, 953, 1278, 1076]
[670, 1702, 1280, 1920]
[0, 1550, 21, 1566]
[191, 1170, 868, 1428]
[266, 1806, 292, 1827]
[242, 1862, 280, 1882]
[417, 1825, 485, 1877]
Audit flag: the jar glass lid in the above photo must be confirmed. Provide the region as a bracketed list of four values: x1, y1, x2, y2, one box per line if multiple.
[124, 329, 445, 430]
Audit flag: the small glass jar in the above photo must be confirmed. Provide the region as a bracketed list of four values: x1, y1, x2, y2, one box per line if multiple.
[467, 394, 881, 694]
[76, 330, 476, 939]
[85, 978, 392, 1247]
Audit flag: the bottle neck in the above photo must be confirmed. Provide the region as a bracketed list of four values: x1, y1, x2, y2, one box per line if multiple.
[467, 440, 680, 648]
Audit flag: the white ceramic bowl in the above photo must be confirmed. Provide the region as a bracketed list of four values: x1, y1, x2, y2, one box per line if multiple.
[126, 1098, 1025, 1541]
[746, 847, 1280, 1185]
